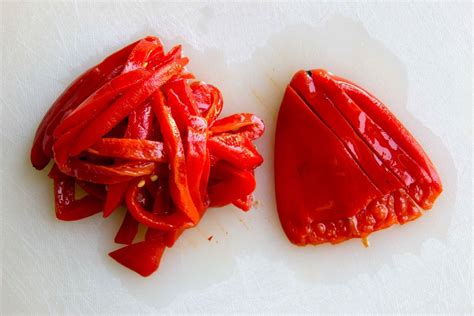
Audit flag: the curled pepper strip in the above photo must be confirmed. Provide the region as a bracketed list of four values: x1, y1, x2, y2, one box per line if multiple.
[151, 90, 200, 224]
[31, 36, 264, 277]
[88, 138, 166, 162]
[126, 178, 194, 231]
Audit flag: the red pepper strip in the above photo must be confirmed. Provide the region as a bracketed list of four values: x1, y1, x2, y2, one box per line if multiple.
[146, 228, 184, 248]
[66, 160, 156, 184]
[104, 102, 156, 217]
[168, 72, 196, 84]
[165, 80, 199, 116]
[145, 175, 172, 215]
[103, 182, 129, 217]
[124, 102, 155, 139]
[190, 82, 223, 124]
[199, 148, 211, 210]
[310, 70, 436, 209]
[164, 84, 208, 211]
[109, 240, 165, 277]
[151, 90, 200, 224]
[122, 36, 162, 73]
[104, 101, 155, 217]
[31, 41, 138, 169]
[290, 71, 402, 195]
[208, 162, 256, 207]
[184, 116, 208, 212]
[53, 69, 150, 137]
[69, 57, 189, 157]
[333, 75, 442, 207]
[144, 177, 184, 248]
[210, 113, 265, 141]
[208, 133, 263, 170]
[125, 179, 194, 230]
[233, 194, 253, 212]
[76, 180, 107, 200]
[114, 212, 139, 245]
[53, 121, 87, 170]
[190, 82, 211, 111]
[87, 138, 166, 162]
[147, 45, 183, 71]
[48, 164, 103, 221]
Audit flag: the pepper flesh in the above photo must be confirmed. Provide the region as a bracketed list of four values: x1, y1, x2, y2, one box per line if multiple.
[275, 69, 442, 245]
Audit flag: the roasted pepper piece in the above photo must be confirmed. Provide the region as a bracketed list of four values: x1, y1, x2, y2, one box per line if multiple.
[109, 240, 165, 277]
[114, 212, 139, 245]
[208, 161, 256, 207]
[31, 41, 138, 169]
[125, 179, 194, 230]
[208, 133, 263, 170]
[69, 57, 189, 157]
[275, 69, 442, 245]
[151, 90, 200, 224]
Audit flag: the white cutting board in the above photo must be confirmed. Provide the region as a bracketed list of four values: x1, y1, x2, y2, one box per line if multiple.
[1, 2, 471, 314]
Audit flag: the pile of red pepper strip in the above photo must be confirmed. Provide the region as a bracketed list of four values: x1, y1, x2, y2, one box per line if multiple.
[275, 69, 442, 246]
[31, 36, 264, 276]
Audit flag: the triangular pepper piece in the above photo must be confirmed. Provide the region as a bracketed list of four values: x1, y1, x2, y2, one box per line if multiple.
[275, 70, 442, 245]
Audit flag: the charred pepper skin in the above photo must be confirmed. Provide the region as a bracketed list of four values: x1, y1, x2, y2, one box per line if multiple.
[275, 69, 442, 246]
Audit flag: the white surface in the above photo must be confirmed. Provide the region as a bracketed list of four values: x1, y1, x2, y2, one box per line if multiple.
[1, 1, 472, 314]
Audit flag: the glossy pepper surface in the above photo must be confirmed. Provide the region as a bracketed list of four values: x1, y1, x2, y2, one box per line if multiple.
[31, 36, 264, 276]
[275, 69, 442, 245]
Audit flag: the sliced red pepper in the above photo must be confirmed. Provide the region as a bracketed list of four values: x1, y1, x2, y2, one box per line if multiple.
[32, 36, 265, 277]
[66, 160, 156, 184]
[53, 69, 150, 137]
[125, 179, 194, 230]
[88, 138, 166, 162]
[103, 100, 156, 217]
[31, 41, 138, 169]
[310, 70, 438, 209]
[290, 71, 402, 194]
[124, 102, 155, 139]
[210, 113, 265, 141]
[104, 181, 129, 217]
[208, 162, 256, 207]
[164, 83, 209, 212]
[144, 177, 184, 248]
[69, 57, 189, 156]
[147, 45, 183, 71]
[208, 133, 263, 169]
[151, 90, 200, 224]
[109, 240, 165, 277]
[123, 36, 163, 73]
[333, 74, 442, 208]
[114, 211, 139, 245]
[190, 82, 223, 124]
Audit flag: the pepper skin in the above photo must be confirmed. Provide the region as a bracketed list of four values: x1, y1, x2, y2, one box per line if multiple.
[275, 69, 442, 245]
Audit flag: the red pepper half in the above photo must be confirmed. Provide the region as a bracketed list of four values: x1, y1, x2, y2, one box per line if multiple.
[275, 69, 442, 245]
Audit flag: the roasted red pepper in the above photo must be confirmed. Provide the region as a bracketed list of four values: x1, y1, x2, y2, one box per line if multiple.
[275, 69, 442, 245]
[31, 36, 264, 277]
